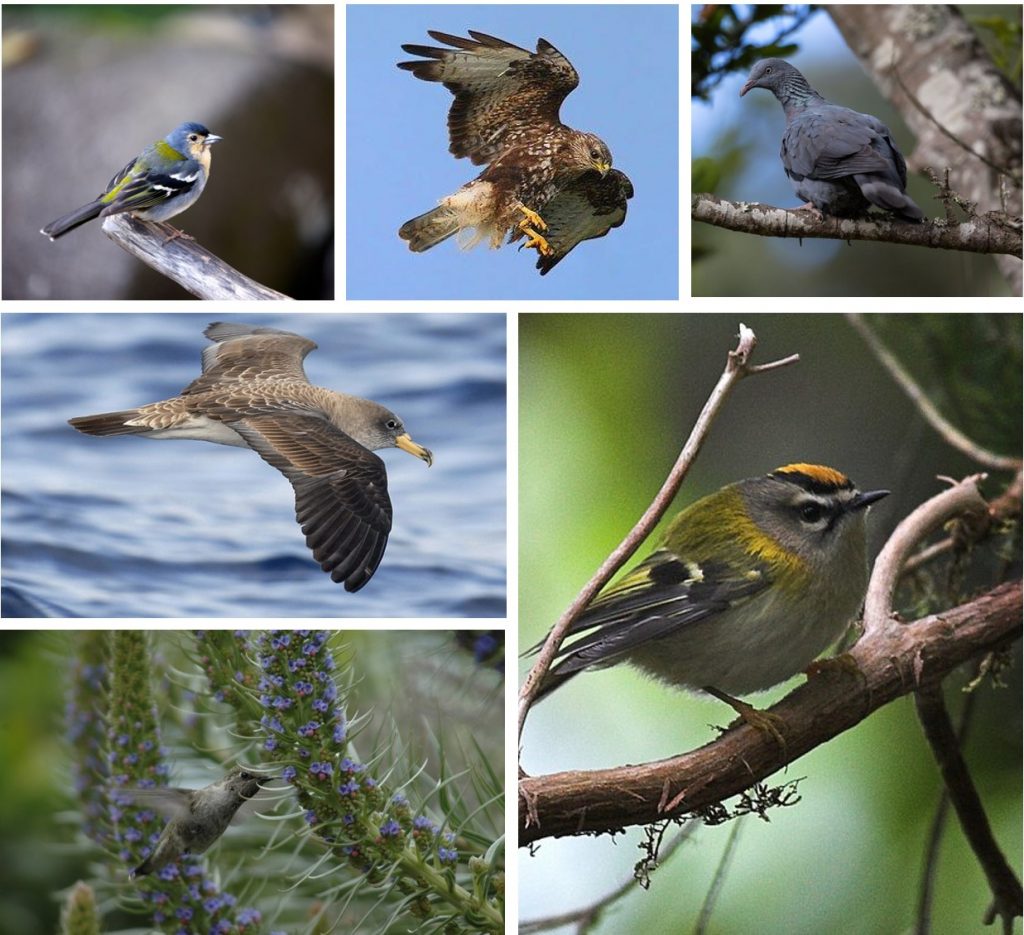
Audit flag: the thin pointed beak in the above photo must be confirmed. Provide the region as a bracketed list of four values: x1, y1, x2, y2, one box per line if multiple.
[206, 134, 223, 145]
[396, 433, 433, 466]
[850, 489, 890, 512]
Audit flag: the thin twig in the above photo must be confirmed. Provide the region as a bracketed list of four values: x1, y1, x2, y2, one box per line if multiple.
[915, 687, 979, 935]
[694, 819, 744, 935]
[519, 821, 700, 933]
[862, 474, 988, 637]
[914, 687, 1022, 933]
[901, 469, 1022, 579]
[847, 315, 1021, 472]
[517, 324, 799, 742]
[892, 67, 1020, 183]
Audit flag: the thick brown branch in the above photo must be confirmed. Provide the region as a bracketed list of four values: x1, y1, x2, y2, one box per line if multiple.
[102, 215, 292, 300]
[519, 581, 1021, 846]
[692, 193, 1022, 258]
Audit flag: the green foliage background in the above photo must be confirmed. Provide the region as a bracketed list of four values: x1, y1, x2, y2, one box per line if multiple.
[519, 313, 1021, 934]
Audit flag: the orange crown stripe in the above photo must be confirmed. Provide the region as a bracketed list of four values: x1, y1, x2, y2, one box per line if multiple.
[773, 463, 851, 488]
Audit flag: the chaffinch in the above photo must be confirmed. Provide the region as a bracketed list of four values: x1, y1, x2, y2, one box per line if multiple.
[41, 122, 221, 240]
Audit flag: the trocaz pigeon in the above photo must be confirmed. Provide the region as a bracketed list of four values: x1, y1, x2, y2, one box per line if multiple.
[740, 58, 924, 222]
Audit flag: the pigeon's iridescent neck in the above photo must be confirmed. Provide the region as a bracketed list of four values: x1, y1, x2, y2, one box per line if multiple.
[778, 76, 825, 117]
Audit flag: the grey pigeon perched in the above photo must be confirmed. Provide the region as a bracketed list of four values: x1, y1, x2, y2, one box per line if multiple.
[740, 58, 924, 222]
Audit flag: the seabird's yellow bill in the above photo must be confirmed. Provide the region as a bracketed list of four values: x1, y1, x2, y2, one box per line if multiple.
[396, 432, 433, 467]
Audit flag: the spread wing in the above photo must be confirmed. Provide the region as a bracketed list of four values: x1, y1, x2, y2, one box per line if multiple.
[179, 322, 316, 396]
[398, 30, 579, 165]
[526, 169, 634, 275]
[230, 414, 393, 593]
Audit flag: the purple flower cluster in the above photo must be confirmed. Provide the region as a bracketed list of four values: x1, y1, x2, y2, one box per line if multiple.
[66, 637, 111, 845]
[92, 632, 263, 932]
[411, 815, 460, 866]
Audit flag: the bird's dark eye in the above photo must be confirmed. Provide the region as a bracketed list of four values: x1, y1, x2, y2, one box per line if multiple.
[189, 134, 199, 142]
[386, 419, 399, 430]
[799, 502, 824, 523]
[765, 67, 773, 74]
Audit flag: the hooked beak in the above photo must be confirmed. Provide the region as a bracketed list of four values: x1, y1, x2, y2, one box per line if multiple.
[849, 489, 890, 512]
[396, 432, 433, 467]
[592, 160, 611, 176]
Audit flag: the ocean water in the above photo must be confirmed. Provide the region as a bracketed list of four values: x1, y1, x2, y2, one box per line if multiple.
[0, 312, 506, 618]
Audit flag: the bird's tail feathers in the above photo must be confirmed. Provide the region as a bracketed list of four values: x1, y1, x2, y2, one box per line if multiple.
[40, 201, 105, 240]
[68, 410, 146, 437]
[398, 206, 460, 252]
[856, 177, 924, 223]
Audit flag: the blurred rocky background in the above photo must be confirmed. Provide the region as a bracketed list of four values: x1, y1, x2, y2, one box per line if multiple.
[2, 5, 334, 300]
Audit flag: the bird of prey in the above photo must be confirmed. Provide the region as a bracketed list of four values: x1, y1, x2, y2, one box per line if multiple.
[68, 322, 433, 592]
[397, 30, 634, 274]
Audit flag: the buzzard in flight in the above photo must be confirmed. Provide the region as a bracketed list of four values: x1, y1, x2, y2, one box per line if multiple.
[397, 30, 633, 275]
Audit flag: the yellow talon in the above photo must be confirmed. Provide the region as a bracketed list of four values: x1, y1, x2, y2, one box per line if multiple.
[517, 204, 548, 231]
[521, 226, 554, 256]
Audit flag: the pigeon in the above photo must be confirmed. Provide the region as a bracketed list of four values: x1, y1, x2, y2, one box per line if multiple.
[740, 58, 924, 222]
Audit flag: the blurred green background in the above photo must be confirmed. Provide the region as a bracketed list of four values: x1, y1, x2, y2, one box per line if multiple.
[519, 313, 1021, 933]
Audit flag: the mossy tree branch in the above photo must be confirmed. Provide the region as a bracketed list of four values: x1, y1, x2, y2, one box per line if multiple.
[519, 580, 1020, 846]
[691, 193, 1023, 258]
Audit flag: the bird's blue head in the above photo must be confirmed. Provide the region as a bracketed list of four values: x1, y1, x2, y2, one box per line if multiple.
[164, 122, 222, 159]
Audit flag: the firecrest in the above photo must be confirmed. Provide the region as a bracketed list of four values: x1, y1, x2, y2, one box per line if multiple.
[533, 463, 889, 703]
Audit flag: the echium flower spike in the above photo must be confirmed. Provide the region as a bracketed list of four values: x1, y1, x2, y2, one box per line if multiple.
[192, 630, 264, 733]
[104, 632, 262, 933]
[59, 880, 100, 935]
[66, 633, 111, 847]
[253, 630, 504, 933]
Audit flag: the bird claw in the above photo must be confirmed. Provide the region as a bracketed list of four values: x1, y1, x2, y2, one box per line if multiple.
[517, 204, 548, 231]
[704, 685, 787, 750]
[521, 226, 554, 257]
[152, 221, 194, 246]
[793, 202, 824, 222]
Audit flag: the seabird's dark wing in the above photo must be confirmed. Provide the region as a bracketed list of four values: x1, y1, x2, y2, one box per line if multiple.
[231, 414, 393, 592]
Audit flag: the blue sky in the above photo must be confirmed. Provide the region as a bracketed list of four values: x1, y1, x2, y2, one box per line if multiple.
[346, 4, 679, 300]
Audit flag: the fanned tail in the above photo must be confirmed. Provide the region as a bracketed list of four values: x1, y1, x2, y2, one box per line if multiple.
[398, 206, 460, 252]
